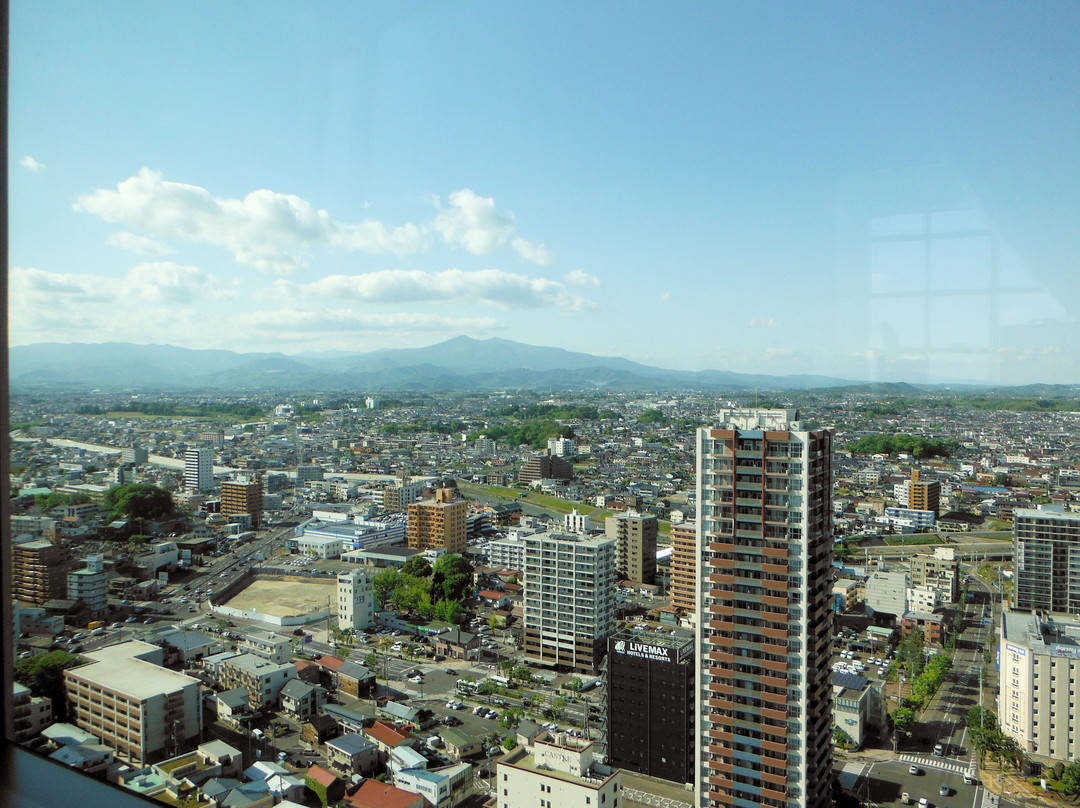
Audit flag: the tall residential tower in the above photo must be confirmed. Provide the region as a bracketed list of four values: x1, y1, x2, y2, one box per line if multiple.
[695, 409, 834, 808]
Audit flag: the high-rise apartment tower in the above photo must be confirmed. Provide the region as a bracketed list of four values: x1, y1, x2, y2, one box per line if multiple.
[1014, 505, 1080, 613]
[606, 510, 658, 584]
[184, 447, 214, 493]
[695, 409, 834, 808]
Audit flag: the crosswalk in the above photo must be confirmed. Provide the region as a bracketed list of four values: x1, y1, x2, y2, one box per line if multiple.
[898, 754, 974, 775]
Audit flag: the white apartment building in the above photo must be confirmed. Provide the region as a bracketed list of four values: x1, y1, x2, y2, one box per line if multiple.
[497, 733, 622, 808]
[238, 631, 294, 664]
[1000, 610, 1080, 762]
[396, 762, 472, 808]
[67, 553, 109, 614]
[338, 569, 375, 631]
[906, 585, 940, 613]
[547, 436, 576, 457]
[563, 508, 592, 534]
[64, 641, 202, 766]
[483, 531, 531, 570]
[521, 531, 616, 674]
[13, 682, 53, 743]
[184, 448, 214, 494]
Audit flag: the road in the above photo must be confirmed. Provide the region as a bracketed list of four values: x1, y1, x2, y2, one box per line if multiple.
[905, 581, 995, 775]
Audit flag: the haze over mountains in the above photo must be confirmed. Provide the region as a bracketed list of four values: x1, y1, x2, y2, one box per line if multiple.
[8, 336, 1071, 394]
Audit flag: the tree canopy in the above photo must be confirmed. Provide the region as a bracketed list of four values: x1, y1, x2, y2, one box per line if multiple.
[846, 433, 957, 458]
[15, 650, 84, 722]
[103, 483, 175, 520]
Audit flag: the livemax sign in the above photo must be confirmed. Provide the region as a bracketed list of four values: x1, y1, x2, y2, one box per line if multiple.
[613, 639, 675, 663]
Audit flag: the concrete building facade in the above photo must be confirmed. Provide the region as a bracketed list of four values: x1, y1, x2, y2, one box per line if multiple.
[184, 448, 214, 494]
[1014, 506, 1080, 614]
[669, 521, 697, 616]
[220, 477, 263, 530]
[338, 569, 375, 631]
[521, 532, 616, 674]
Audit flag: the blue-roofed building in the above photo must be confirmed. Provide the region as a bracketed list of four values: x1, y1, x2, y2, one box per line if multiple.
[324, 732, 379, 775]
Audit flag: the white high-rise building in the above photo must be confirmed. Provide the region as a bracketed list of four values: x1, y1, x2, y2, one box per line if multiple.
[521, 531, 616, 674]
[695, 409, 834, 808]
[338, 569, 375, 631]
[67, 553, 108, 614]
[184, 448, 214, 493]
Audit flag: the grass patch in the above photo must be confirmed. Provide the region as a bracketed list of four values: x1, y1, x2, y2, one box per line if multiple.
[883, 535, 942, 546]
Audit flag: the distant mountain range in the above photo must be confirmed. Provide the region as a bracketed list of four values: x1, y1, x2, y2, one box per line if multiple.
[8, 336, 1075, 394]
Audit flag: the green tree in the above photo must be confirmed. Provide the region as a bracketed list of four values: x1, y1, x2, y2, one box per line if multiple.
[401, 556, 433, 578]
[502, 736, 519, 751]
[372, 569, 400, 609]
[103, 483, 174, 520]
[1061, 760, 1080, 795]
[15, 650, 84, 722]
[888, 707, 916, 748]
[432, 554, 474, 602]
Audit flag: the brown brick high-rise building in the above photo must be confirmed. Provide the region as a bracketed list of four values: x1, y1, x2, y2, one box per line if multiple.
[220, 476, 263, 530]
[13, 539, 72, 605]
[669, 521, 697, 615]
[407, 488, 467, 554]
[696, 409, 834, 808]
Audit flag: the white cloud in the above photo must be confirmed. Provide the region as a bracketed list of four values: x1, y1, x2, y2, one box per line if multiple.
[749, 317, 782, 328]
[512, 237, 553, 265]
[286, 268, 594, 312]
[431, 189, 515, 255]
[660, 290, 671, 301]
[19, 156, 46, 172]
[563, 268, 600, 288]
[75, 168, 426, 274]
[107, 231, 175, 256]
[11, 262, 226, 309]
[76, 170, 560, 274]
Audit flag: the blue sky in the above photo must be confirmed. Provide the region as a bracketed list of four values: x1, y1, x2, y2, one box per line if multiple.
[10, 2, 1080, 385]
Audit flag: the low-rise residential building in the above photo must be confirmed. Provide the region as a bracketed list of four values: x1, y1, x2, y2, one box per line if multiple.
[279, 679, 326, 722]
[496, 732, 622, 808]
[345, 779, 425, 808]
[902, 611, 946, 646]
[13, 681, 53, 743]
[324, 733, 380, 776]
[239, 631, 294, 664]
[832, 672, 885, 751]
[216, 653, 297, 710]
[394, 762, 472, 808]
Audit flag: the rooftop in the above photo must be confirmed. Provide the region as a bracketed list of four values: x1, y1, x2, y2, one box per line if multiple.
[67, 641, 201, 699]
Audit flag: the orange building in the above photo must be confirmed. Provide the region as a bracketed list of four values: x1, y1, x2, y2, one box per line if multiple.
[406, 488, 467, 554]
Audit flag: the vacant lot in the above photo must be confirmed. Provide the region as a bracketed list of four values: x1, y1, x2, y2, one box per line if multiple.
[223, 576, 338, 619]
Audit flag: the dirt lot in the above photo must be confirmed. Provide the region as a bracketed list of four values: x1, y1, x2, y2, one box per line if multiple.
[223, 576, 338, 619]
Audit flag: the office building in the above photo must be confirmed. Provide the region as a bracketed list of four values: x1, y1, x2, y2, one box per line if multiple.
[67, 553, 109, 614]
[606, 510, 658, 584]
[670, 521, 697, 615]
[338, 569, 375, 631]
[607, 627, 695, 784]
[121, 446, 149, 465]
[865, 569, 909, 621]
[521, 531, 616, 674]
[1014, 506, 1080, 613]
[64, 641, 202, 766]
[407, 488, 467, 554]
[497, 733, 622, 808]
[695, 409, 834, 808]
[1000, 610, 1080, 762]
[220, 476, 263, 530]
[184, 448, 214, 494]
[13, 539, 72, 605]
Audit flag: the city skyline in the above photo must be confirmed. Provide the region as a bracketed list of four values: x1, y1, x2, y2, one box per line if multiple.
[10, 3, 1080, 386]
